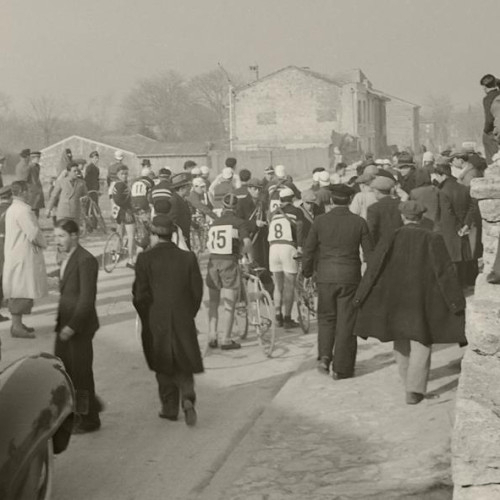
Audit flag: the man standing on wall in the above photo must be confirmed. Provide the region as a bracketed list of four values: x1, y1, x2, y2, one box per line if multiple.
[480, 74, 500, 164]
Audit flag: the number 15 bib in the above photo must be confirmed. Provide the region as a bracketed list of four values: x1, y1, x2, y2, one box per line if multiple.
[207, 225, 237, 255]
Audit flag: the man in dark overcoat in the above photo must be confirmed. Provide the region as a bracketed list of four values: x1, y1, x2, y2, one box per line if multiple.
[28, 151, 45, 218]
[133, 214, 203, 426]
[54, 219, 101, 432]
[302, 184, 373, 380]
[169, 173, 193, 249]
[354, 201, 466, 405]
[433, 158, 481, 288]
[366, 176, 403, 247]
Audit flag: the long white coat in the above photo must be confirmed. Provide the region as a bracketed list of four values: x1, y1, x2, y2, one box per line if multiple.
[3, 198, 48, 299]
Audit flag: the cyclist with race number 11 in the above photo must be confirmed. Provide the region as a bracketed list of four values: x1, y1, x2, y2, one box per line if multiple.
[206, 193, 253, 351]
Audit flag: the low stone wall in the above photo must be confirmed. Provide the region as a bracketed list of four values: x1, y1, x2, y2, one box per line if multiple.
[453, 168, 500, 499]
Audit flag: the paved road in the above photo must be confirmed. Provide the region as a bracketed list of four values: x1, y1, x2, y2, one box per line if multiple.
[0, 239, 315, 500]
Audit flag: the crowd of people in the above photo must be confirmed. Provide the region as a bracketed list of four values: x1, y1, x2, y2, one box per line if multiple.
[1, 73, 499, 430]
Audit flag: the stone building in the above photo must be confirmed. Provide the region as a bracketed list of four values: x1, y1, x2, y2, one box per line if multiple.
[232, 65, 419, 157]
[382, 93, 421, 152]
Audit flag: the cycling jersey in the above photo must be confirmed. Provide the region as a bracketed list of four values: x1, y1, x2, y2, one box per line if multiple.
[268, 204, 304, 248]
[266, 178, 301, 212]
[207, 212, 250, 261]
[151, 180, 173, 214]
[131, 176, 155, 211]
[112, 181, 134, 224]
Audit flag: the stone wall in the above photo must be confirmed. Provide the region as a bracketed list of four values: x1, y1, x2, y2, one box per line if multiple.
[452, 167, 500, 499]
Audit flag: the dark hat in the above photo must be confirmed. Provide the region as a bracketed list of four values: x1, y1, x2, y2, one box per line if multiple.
[141, 158, 151, 166]
[240, 168, 251, 182]
[74, 158, 86, 165]
[480, 74, 498, 88]
[30, 151, 41, 157]
[312, 166, 326, 174]
[225, 157, 237, 169]
[170, 172, 192, 189]
[20, 148, 31, 158]
[151, 214, 175, 236]
[329, 184, 354, 198]
[247, 178, 262, 188]
[89, 150, 99, 158]
[0, 186, 12, 199]
[376, 169, 397, 181]
[222, 192, 238, 208]
[65, 148, 73, 155]
[355, 172, 375, 185]
[370, 176, 396, 192]
[450, 151, 468, 161]
[183, 160, 197, 170]
[396, 152, 415, 168]
[440, 148, 452, 157]
[264, 165, 275, 174]
[399, 201, 426, 218]
[434, 157, 452, 176]
[158, 167, 172, 177]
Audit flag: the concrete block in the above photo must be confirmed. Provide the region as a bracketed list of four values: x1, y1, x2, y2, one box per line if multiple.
[479, 199, 500, 222]
[471, 177, 500, 200]
[454, 484, 500, 500]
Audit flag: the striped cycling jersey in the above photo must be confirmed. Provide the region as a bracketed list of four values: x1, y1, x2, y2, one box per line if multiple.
[267, 204, 304, 247]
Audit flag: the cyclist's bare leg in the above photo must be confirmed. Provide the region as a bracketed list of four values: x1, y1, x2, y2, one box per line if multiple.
[283, 272, 297, 317]
[272, 271, 284, 316]
[208, 288, 220, 342]
[125, 223, 136, 264]
[221, 288, 238, 344]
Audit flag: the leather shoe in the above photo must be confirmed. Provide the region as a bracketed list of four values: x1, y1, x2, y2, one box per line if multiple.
[11, 326, 35, 339]
[159, 411, 178, 421]
[332, 371, 353, 381]
[317, 357, 330, 375]
[73, 418, 101, 434]
[0, 314, 9, 322]
[406, 392, 424, 405]
[183, 400, 197, 427]
[22, 324, 35, 333]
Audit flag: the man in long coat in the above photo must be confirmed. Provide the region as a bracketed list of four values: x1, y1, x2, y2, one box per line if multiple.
[133, 214, 203, 426]
[15, 148, 31, 181]
[54, 219, 101, 433]
[169, 173, 193, 249]
[354, 201, 466, 405]
[28, 151, 45, 218]
[3, 181, 48, 338]
[433, 159, 481, 288]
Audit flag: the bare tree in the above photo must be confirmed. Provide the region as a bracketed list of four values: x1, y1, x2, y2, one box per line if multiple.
[425, 94, 454, 150]
[28, 96, 65, 146]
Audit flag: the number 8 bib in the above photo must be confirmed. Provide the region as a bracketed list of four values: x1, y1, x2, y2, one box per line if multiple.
[268, 218, 293, 242]
[207, 225, 233, 255]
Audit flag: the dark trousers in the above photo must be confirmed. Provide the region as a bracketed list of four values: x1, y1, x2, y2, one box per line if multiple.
[483, 132, 499, 164]
[317, 282, 358, 376]
[55, 334, 99, 424]
[156, 371, 195, 417]
[454, 261, 478, 288]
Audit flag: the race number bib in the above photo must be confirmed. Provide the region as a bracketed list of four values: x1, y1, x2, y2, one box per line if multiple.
[268, 217, 293, 242]
[269, 199, 280, 213]
[131, 180, 147, 197]
[207, 225, 234, 255]
[111, 201, 120, 219]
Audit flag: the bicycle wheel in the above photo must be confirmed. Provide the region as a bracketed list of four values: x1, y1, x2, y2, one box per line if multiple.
[256, 286, 276, 357]
[297, 293, 311, 334]
[234, 280, 249, 339]
[102, 231, 122, 273]
[91, 202, 107, 234]
[190, 227, 201, 257]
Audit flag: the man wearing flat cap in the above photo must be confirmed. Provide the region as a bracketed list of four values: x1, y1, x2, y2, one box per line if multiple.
[169, 173, 193, 249]
[354, 201, 466, 405]
[302, 184, 373, 380]
[133, 214, 203, 426]
[366, 175, 403, 247]
[396, 152, 417, 194]
[480, 74, 500, 163]
[433, 159, 481, 288]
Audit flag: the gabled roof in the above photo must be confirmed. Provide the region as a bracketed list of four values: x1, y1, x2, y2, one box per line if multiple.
[374, 90, 420, 108]
[235, 65, 343, 93]
[331, 68, 371, 85]
[136, 142, 210, 157]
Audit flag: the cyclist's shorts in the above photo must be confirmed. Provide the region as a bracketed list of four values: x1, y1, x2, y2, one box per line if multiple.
[269, 244, 298, 274]
[206, 258, 240, 290]
[115, 208, 135, 225]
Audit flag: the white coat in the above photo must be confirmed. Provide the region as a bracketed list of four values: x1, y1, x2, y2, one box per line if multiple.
[3, 198, 48, 299]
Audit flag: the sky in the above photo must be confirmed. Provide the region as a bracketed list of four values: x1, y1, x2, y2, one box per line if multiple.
[1, 0, 498, 114]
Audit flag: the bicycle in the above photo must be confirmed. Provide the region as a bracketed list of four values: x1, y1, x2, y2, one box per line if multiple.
[294, 258, 317, 334]
[102, 227, 129, 273]
[79, 191, 107, 237]
[190, 213, 210, 257]
[236, 261, 276, 357]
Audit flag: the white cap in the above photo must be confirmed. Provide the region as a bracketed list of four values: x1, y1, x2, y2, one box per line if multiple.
[222, 167, 234, 179]
[275, 165, 286, 178]
[318, 170, 330, 186]
[383, 159, 392, 165]
[279, 187, 294, 199]
[375, 159, 384, 165]
[191, 166, 201, 176]
[141, 166, 152, 177]
[114, 150, 124, 160]
[192, 177, 206, 188]
[423, 151, 434, 162]
[312, 172, 321, 183]
[200, 165, 210, 175]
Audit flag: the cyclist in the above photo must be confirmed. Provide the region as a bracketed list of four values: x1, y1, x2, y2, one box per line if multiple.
[188, 177, 217, 220]
[131, 166, 156, 250]
[211, 167, 234, 216]
[266, 164, 301, 213]
[112, 165, 135, 269]
[268, 187, 304, 329]
[206, 193, 253, 350]
[151, 168, 173, 215]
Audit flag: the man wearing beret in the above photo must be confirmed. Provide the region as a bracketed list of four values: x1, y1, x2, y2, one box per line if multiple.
[133, 214, 203, 425]
[366, 175, 403, 247]
[302, 184, 373, 380]
[433, 159, 481, 288]
[480, 74, 500, 163]
[354, 201, 466, 405]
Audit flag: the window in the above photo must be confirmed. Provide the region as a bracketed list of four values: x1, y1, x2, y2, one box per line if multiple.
[316, 108, 337, 122]
[257, 111, 276, 125]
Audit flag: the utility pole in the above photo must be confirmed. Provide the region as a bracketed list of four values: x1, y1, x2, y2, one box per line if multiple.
[218, 62, 235, 152]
